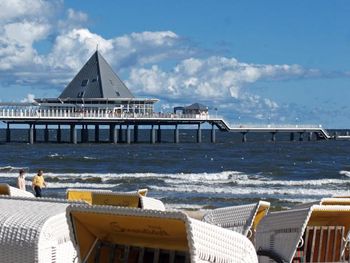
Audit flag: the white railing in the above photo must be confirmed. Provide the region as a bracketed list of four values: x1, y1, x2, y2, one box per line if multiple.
[0, 107, 210, 121]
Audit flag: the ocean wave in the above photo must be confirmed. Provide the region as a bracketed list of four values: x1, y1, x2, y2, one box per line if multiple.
[339, 170, 350, 177]
[0, 166, 27, 172]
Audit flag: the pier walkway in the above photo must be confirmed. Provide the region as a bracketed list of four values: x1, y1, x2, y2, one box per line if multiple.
[0, 106, 331, 143]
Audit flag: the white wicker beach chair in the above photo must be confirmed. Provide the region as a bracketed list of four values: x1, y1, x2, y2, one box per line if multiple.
[256, 205, 350, 263]
[0, 196, 79, 263]
[67, 188, 165, 211]
[67, 204, 258, 263]
[0, 183, 34, 197]
[293, 197, 350, 210]
[202, 201, 270, 239]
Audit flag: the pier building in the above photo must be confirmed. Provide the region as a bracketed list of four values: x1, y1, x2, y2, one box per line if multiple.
[0, 51, 331, 144]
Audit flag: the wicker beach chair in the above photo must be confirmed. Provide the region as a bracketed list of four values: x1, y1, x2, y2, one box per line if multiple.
[256, 205, 350, 263]
[202, 201, 270, 240]
[0, 196, 80, 263]
[66, 189, 165, 211]
[67, 204, 258, 263]
[0, 183, 34, 197]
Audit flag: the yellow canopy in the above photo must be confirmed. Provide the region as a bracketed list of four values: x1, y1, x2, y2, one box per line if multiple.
[66, 189, 147, 208]
[68, 206, 188, 263]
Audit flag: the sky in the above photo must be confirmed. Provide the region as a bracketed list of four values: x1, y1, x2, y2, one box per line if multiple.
[0, 0, 349, 127]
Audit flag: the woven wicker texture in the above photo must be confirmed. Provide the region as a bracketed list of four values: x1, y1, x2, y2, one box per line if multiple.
[202, 201, 270, 236]
[0, 183, 34, 197]
[0, 197, 77, 263]
[256, 205, 350, 263]
[67, 205, 258, 263]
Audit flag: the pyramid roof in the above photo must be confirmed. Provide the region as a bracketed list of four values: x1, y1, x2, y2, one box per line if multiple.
[59, 51, 134, 99]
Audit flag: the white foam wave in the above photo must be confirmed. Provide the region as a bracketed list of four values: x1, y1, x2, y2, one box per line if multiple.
[46, 182, 116, 189]
[340, 170, 350, 177]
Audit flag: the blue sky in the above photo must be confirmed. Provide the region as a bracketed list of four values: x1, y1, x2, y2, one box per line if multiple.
[0, 0, 349, 127]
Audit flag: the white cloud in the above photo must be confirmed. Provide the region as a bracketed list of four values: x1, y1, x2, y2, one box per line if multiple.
[126, 56, 315, 102]
[21, 93, 35, 103]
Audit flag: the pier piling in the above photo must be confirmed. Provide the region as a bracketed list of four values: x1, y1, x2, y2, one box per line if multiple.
[290, 133, 295, 141]
[118, 125, 123, 143]
[95, 125, 99, 143]
[308, 132, 313, 141]
[33, 125, 37, 143]
[6, 123, 10, 143]
[29, 124, 34, 144]
[211, 124, 216, 143]
[57, 125, 61, 143]
[299, 132, 304, 141]
[134, 125, 139, 143]
[157, 125, 162, 143]
[109, 124, 117, 143]
[174, 125, 179, 143]
[44, 125, 49, 143]
[126, 125, 131, 144]
[197, 124, 202, 143]
[150, 125, 156, 144]
[242, 132, 247, 143]
[70, 124, 77, 144]
[271, 132, 276, 142]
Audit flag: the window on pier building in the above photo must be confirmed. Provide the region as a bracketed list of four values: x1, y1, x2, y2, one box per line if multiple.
[81, 79, 89, 87]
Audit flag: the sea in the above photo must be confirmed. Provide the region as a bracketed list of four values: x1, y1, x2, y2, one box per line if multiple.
[1, 128, 350, 210]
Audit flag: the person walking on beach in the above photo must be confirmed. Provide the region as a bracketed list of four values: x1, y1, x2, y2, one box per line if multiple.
[17, 169, 26, 191]
[32, 170, 47, 197]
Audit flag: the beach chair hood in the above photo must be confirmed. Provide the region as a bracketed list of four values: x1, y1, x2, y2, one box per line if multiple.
[256, 205, 350, 263]
[0, 183, 34, 197]
[67, 205, 258, 263]
[0, 196, 77, 263]
[203, 201, 270, 236]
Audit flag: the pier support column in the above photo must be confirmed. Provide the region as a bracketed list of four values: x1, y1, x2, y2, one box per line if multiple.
[150, 125, 156, 144]
[271, 132, 276, 142]
[290, 132, 295, 141]
[29, 124, 34, 144]
[33, 125, 37, 143]
[134, 125, 139, 143]
[211, 124, 216, 143]
[109, 124, 117, 143]
[197, 124, 202, 143]
[308, 132, 313, 141]
[119, 125, 123, 143]
[44, 125, 49, 143]
[80, 125, 85, 143]
[95, 125, 99, 143]
[57, 125, 61, 143]
[6, 123, 10, 143]
[174, 125, 179, 143]
[157, 125, 162, 143]
[242, 132, 247, 143]
[70, 124, 77, 144]
[126, 125, 131, 144]
[299, 132, 304, 141]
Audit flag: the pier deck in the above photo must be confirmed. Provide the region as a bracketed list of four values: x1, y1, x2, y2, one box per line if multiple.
[0, 106, 331, 143]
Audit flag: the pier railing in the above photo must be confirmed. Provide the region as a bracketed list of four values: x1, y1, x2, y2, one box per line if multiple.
[0, 107, 210, 120]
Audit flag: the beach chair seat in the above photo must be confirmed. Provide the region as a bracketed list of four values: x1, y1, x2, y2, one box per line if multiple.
[66, 189, 165, 211]
[0, 183, 34, 197]
[67, 204, 258, 263]
[202, 201, 270, 241]
[256, 205, 350, 263]
[0, 196, 81, 263]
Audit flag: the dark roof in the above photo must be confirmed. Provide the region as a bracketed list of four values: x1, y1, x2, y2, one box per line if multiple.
[59, 51, 134, 99]
[184, 103, 208, 111]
